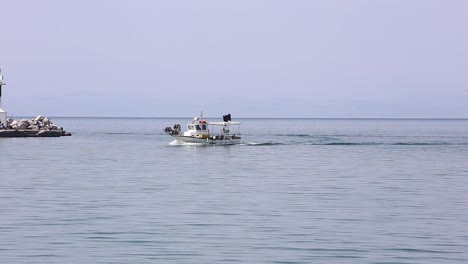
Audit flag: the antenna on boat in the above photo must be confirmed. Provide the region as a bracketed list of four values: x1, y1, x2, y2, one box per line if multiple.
[200, 111, 204, 119]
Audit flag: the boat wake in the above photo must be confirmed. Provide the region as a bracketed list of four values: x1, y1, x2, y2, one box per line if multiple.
[169, 140, 206, 146]
[274, 133, 316, 138]
[241, 141, 464, 146]
[241, 142, 286, 146]
[241, 133, 466, 146]
[166, 138, 465, 147]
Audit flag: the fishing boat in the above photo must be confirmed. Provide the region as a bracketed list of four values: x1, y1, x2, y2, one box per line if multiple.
[164, 113, 241, 145]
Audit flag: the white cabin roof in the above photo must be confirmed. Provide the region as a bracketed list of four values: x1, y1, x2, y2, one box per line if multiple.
[209, 121, 241, 125]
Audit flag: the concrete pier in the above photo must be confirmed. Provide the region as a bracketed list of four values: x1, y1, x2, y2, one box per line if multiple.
[0, 129, 70, 137]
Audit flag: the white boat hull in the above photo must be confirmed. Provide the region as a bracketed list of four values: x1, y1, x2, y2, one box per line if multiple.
[172, 135, 241, 145]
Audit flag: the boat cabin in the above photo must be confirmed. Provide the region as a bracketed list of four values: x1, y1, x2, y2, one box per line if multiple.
[183, 117, 209, 138]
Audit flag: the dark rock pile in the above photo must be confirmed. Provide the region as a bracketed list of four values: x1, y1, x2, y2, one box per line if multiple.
[5, 115, 62, 130]
[0, 115, 71, 137]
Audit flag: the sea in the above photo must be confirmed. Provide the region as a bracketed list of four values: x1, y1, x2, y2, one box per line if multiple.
[1, 117, 468, 264]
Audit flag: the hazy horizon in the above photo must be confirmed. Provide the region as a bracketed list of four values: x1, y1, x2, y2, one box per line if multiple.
[2, 0, 468, 118]
[8, 115, 468, 120]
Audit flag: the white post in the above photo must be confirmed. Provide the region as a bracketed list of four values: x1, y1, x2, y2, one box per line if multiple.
[0, 69, 4, 108]
[0, 69, 7, 126]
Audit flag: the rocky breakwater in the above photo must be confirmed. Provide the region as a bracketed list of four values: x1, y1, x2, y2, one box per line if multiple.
[0, 115, 72, 137]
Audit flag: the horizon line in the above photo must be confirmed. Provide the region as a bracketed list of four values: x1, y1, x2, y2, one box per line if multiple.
[8, 115, 468, 120]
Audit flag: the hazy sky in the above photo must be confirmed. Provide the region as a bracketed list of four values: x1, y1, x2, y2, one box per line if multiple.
[2, 0, 467, 117]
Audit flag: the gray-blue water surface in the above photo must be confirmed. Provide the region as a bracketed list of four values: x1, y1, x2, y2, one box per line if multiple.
[1, 118, 468, 263]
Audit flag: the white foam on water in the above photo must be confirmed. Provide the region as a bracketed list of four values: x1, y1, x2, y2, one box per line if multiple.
[169, 140, 204, 146]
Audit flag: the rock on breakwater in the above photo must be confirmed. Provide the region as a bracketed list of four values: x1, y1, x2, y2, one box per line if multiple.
[0, 115, 71, 137]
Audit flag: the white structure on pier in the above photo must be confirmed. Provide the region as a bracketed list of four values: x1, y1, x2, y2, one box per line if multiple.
[0, 69, 7, 126]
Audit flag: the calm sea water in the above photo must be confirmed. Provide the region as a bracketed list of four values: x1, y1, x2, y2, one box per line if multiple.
[1, 118, 468, 263]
